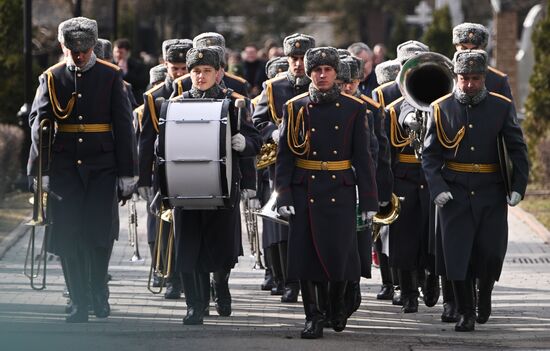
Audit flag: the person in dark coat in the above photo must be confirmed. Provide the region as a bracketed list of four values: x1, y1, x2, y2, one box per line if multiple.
[138, 38, 193, 299]
[276, 47, 378, 339]
[113, 38, 148, 105]
[252, 33, 316, 302]
[422, 50, 528, 332]
[347, 42, 378, 98]
[170, 47, 261, 325]
[27, 17, 138, 323]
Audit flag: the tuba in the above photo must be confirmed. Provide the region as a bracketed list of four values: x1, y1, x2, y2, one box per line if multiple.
[256, 142, 278, 169]
[397, 52, 455, 158]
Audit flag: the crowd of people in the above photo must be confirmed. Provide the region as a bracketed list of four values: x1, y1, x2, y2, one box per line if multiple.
[26, 15, 528, 341]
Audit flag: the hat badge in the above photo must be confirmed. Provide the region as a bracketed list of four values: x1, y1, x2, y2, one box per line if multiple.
[468, 32, 474, 38]
[206, 39, 212, 45]
[295, 42, 301, 48]
[198, 52, 204, 59]
[179, 53, 184, 58]
[321, 52, 327, 58]
[469, 60, 474, 65]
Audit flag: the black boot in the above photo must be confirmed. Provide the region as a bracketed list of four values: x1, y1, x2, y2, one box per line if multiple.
[63, 255, 89, 323]
[441, 277, 458, 322]
[282, 281, 300, 303]
[398, 269, 419, 313]
[90, 247, 111, 318]
[476, 278, 495, 324]
[181, 272, 205, 325]
[376, 252, 394, 300]
[330, 281, 348, 332]
[261, 268, 275, 291]
[300, 280, 326, 339]
[212, 269, 232, 317]
[453, 279, 476, 332]
[344, 280, 362, 318]
[164, 275, 182, 299]
[199, 272, 210, 316]
[269, 245, 284, 295]
[422, 269, 440, 307]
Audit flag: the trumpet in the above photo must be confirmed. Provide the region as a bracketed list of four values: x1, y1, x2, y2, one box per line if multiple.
[128, 193, 144, 262]
[24, 119, 53, 290]
[147, 200, 175, 294]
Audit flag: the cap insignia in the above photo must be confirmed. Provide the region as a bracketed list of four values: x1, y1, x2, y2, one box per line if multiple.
[198, 52, 204, 59]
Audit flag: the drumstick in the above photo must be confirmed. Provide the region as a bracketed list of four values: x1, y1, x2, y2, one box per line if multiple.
[235, 98, 246, 132]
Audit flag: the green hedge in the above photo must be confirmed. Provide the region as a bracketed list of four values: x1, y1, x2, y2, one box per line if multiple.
[0, 124, 24, 199]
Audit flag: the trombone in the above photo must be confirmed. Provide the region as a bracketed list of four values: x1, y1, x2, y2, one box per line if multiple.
[24, 119, 54, 290]
[147, 199, 175, 294]
[242, 196, 264, 269]
[128, 193, 144, 262]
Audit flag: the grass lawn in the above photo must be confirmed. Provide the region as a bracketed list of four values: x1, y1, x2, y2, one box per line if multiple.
[0, 191, 33, 245]
[520, 183, 550, 230]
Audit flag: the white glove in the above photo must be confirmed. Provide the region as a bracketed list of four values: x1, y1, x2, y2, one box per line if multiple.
[404, 112, 421, 131]
[379, 201, 389, 207]
[231, 133, 246, 152]
[241, 189, 257, 200]
[507, 191, 522, 206]
[271, 129, 280, 143]
[33, 176, 50, 192]
[138, 186, 154, 202]
[118, 176, 138, 197]
[434, 191, 453, 208]
[361, 211, 377, 221]
[278, 206, 295, 217]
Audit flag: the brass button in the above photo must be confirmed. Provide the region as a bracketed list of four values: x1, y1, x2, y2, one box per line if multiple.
[310, 198, 315, 203]
[469, 124, 473, 128]
[311, 128, 316, 132]
[331, 175, 336, 180]
[471, 191, 475, 195]
[470, 146, 475, 151]
[321, 161, 328, 170]
[77, 73, 82, 78]
[468, 104, 472, 108]
[473, 164, 480, 172]
[78, 138, 83, 143]
[420, 184, 424, 189]
[77, 93, 82, 98]
[78, 124, 85, 132]
[331, 198, 336, 203]
[311, 175, 315, 180]
[308, 104, 313, 108]
[333, 150, 338, 155]
[77, 160, 82, 165]
[78, 115, 83, 120]
[336, 103, 340, 107]
[334, 125, 339, 130]
[312, 151, 317, 156]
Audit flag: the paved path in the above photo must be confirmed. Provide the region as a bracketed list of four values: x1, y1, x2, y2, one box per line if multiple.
[1, 199, 549, 351]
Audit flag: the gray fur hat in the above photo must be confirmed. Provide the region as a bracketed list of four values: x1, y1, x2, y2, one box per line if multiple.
[342, 56, 364, 81]
[453, 49, 488, 75]
[452, 22, 489, 49]
[396, 40, 429, 64]
[208, 45, 227, 68]
[337, 61, 351, 83]
[193, 32, 226, 49]
[305, 47, 340, 76]
[375, 59, 401, 84]
[149, 64, 167, 85]
[162, 39, 192, 61]
[265, 56, 289, 79]
[283, 33, 316, 57]
[58, 17, 98, 52]
[93, 38, 113, 61]
[166, 42, 193, 63]
[337, 49, 351, 59]
[186, 47, 221, 71]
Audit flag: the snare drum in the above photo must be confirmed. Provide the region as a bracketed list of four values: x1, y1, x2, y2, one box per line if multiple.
[157, 99, 233, 209]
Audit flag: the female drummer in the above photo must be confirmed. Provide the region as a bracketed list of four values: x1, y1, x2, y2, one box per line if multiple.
[171, 46, 261, 325]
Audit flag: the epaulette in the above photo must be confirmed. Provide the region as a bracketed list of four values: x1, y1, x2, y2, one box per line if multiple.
[488, 66, 507, 77]
[286, 92, 309, 104]
[374, 81, 396, 92]
[225, 72, 248, 84]
[489, 91, 512, 103]
[174, 73, 191, 84]
[145, 83, 164, 133]
[97, 58, 121, 71]
[44, 61, 66, 73]
[386, 96, 405, 110]
[430, 93, 453, 107]
[265, 75, 286, 86]
[145, 82, 164, 96]
[341, 92, 365, 104]
[133, 104, 144, 114]
[251, 95, 261, 107]
[360, 94, 381, 109]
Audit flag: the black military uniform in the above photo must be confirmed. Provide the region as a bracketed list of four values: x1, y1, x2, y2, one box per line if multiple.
[276, 47, 378, 339]
[28, 17, 137, 323]
[252, 33, 315, 302]
[169, 47, 261, 325]
[422, 50, 528, 331]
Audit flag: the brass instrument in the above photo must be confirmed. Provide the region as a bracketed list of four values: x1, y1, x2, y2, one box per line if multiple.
[255, 191, 289, 226]
[24, 119, 53, 290]
[256, 142, 277, 169]
[147, 194, 175, 294]
[371, 193, 403, 242]
[128, 193, 144, 262]
[397, 52, 455, 158]
[242, 197, 264, 269]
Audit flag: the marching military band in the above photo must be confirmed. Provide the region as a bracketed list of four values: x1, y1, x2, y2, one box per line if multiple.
[27, 15, 528, 338]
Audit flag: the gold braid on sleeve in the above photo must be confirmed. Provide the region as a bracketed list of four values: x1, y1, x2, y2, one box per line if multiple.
[266, 82, 282, 125]
[389, 106, 412, 147]
[46, 71, 76, 120]
[433, 103, 465, 153]
[146, 93, 160, 133]
[286, 103, 310, 156]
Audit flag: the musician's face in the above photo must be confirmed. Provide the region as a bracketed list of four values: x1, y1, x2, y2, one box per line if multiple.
[343, 80, 361, 95]
[455, 43, 479, 51]
[288, 55, 305, 77]
[165, 62, 188, 79]
[457, 73, 485, 96]
[190, 65, 218, 90]
[63, 45, 93, 68]
[310, 65, 337, 91]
